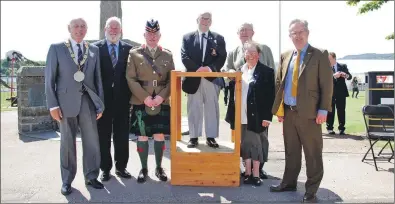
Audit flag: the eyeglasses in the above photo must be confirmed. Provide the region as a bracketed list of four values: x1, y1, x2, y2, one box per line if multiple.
[289, 30, 306, 37]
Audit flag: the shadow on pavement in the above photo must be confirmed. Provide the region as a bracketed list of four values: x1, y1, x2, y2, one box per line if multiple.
[323, 133, 365, 141]
[167, 176, 343, 203]
[57, 174, 343, 203]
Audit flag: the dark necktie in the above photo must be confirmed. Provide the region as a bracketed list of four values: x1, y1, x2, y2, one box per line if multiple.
[110, 43, 117, 68]
[201, 33, 205, 53]
[332, 66, 335, 73]
[77, 44, 83, 70]
[201, 33, 206, 63]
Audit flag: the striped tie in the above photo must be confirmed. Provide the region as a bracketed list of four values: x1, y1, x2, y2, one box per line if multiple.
[110, 43, 117, 68]
[77, 44, 83, 70]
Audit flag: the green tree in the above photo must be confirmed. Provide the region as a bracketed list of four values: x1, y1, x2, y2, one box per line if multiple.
[347, 0, 394, 40]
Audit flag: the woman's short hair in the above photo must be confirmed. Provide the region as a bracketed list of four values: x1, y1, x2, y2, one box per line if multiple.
[243, 40, 261, 53]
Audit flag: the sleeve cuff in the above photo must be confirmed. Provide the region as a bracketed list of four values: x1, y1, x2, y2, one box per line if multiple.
[263, 120, 271, 124]
[50, 106, 59, 111]
[318, 110, 328, 116]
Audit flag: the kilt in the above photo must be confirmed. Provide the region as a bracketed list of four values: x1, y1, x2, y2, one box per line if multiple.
[130, 104, 170, 137]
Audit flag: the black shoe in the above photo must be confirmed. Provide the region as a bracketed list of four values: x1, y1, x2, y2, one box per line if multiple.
[116, 169, 132, 179]
[328, 130, 335, 135]
[100, 171, 111, 182]
[181, 131, 190, 136]
[155, 167, 168, 182]
[339, 130, 346, 135]
[85, 179, 104, 189]
[259, 169, 268, 179]
[240, 170, 245, 177]
[252, 177, 261, 186]
[61, 184, 72, 195]
[243, 175, 252, 184]
[137, 168, 148, 183]
[270, 184, 297, 192]
[303, 193, 318, 203]
[187, 138, 198, 148]
[206, 138, 219, 148]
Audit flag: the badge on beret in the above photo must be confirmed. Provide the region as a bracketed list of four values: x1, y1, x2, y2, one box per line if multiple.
[146, 19, 160, 33]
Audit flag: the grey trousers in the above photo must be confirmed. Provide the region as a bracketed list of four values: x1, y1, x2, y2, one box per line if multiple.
[59, 93, 101, 184]
[187, 78, 221, 138]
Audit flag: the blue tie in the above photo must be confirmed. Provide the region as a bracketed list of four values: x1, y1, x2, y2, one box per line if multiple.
[77, 44, 83, 70]
[110, 44, 117, 68]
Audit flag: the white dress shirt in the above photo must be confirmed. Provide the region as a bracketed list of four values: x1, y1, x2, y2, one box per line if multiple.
[198, 30, 208, 62]
[333, 63, 338, 72]
[198, 30, 213, 72]
[50, 38, 85, 111]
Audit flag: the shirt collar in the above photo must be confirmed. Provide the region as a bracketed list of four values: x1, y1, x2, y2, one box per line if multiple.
[147, 45, 158, 52]
[106, 39, 120, 48]
[69, 38, 84, 48]
[294, 43, 309, 56]
[198, 29, 209, 37]
[241, 63, 256, 73]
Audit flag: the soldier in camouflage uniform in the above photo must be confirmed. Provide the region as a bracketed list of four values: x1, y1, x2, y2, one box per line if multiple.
[126, 19, 175, 183]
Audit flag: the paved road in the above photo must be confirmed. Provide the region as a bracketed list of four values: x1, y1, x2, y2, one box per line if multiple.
[1, 111, 394, 203]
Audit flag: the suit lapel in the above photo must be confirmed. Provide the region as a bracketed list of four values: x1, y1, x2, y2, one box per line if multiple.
[281, 52, 293, 82]
[117, 41, 124, 65]
[238, 46, 245, 64]
[298, 45, 313, 78]
[63, 43, 77, 67]
[193, 31, 202, 63]
[101, 40, 110, 58]
[83, 44, 91, 73]
[247, 63, 261, 98]
[203, 31, 212, 63]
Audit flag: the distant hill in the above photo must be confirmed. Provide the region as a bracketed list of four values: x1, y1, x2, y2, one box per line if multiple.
[339, 53, 394, 60]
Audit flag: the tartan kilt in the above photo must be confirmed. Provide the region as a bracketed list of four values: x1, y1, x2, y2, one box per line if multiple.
[130, 104, 170, 137]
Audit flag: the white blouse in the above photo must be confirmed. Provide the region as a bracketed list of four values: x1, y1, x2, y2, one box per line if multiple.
[241, 64, 256, 124]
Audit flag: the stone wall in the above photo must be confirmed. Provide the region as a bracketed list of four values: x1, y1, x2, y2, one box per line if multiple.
[17, 66, 57, 134]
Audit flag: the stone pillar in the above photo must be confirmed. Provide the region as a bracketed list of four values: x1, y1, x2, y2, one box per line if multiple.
[100, 1, 122, 39]
[17, 66, 57, 134]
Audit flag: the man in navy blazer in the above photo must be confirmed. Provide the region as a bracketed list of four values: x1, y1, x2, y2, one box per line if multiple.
[181, 12, 227, 148]
[93, 17, 133, 182]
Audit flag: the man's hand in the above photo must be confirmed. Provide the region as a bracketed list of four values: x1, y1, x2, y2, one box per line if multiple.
[144, 96, 154, 107]
[315, 112, 327, 125]
[262, 120, 271, 127]
[277, 116, 284, 123]
[96, 112, 103, 120]
[196, 66, 211, 72]
[50, 108, 63, 122]
[340, 72, 348, 78]
[153, 95, 164, 106]
[333, 71, 342, 79]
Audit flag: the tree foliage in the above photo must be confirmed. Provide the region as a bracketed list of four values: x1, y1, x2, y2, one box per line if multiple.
[347, 0, 394, 40]
[1, 58, 46, 76]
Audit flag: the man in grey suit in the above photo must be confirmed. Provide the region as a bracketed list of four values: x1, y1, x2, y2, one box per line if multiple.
[45, 17, 105, 196]
[221, 23, 275, 180]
